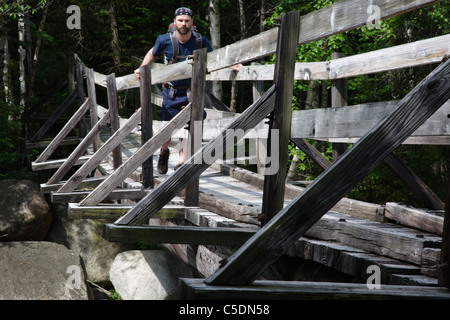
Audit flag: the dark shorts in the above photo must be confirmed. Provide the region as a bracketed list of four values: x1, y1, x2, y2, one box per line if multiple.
[160, 86, 207, 121]
[160, 87, 189, 121]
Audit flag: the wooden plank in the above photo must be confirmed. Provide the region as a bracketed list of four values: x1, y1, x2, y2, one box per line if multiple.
[180, 278, 450, 300]
[51, 188, 146, 203]
[86, 68, 101, 151]
[102, 223, 256, 245]
[58, 108, 141, 193]
[208, 33, 450, 82]
[41, 176, 106, 193]
[262, 11, 300, 224]
[69, 203, 187, 220]
[140, 64, 153, 188]
[305, 211, 441, 265]
[32, 155, 91, 171]
[79, 104, 192, 206]
[46, 110, 111, 185]
[106, 73, 122, 169]
[114, 85, 276, 226]
[35, 98, 90, 163]
[385, 202, 444, 235]
[290, 99, 450, 140]
[205, 57, 450, 286]
[185, 48, 207, 206]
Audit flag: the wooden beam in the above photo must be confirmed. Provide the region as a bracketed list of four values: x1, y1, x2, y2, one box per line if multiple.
[262, 11, 300, 225]
[180, 278, 450, 300]
[57, 108, 141, 193]
[106, 73, 122, 169]
[205, 57, 450, 286]
[439, 171, 450, 288]
[185, 48, 207, 206]
[46, 109, 111, 185]
[140, 64, 153, 188]
[79, 104, 192, 206]
[114, 85, 276, 226]
[86, 68, 101, 151]
[51, 188, 146, 203]
[102, 224, 256, 245]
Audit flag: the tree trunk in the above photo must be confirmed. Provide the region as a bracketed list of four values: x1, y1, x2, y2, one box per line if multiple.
[109, 0, 122, 72]
[18, 1, 27, 114]
[208, 0, 222, 101]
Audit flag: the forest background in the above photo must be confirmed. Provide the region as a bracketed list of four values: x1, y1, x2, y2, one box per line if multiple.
[1, 0, 450, 208]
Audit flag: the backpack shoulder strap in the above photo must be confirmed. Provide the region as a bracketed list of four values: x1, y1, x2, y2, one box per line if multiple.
[168, 30, 179, 65]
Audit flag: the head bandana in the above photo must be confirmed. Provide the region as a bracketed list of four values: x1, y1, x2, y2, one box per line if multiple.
[174, 7, 193, 18]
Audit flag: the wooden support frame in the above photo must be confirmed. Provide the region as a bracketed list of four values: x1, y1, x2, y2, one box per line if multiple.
[205, 57, 450, 286]
[57, 108, 141, 193]
[261, 11, 300, 225]
[185, 48, 208, 206]
[114, 84, 276, 226]
[79, 104, 192, 206]
[86, 68, 101, 152]
[106, 73, 122, 169]
[46, 109, 111, 185]
[140, 64, 153, 188]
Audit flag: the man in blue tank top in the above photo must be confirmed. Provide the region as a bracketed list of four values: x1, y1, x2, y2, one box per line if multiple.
[135, 7, 239, 174]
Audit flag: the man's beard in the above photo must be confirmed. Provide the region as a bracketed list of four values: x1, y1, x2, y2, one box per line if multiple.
[177, 26, 190, 35]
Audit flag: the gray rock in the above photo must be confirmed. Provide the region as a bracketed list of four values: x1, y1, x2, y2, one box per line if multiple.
[0, 241, 91, 300]
[110, 250, 193, 300]
[0, 180, 52, 241]
[46, 203, 135, 284]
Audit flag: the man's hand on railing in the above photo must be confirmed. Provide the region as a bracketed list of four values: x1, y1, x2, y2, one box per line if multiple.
[134, 68, 141, 79]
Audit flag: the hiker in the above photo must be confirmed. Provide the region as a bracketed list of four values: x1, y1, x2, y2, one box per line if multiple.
[135, 7, 240, 174]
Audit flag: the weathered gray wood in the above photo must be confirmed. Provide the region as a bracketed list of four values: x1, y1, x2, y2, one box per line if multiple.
[140, 64, 153, 188]
[180, 278, 450, 300]
[384, 202, 444, 236]
[79, 104, 192, 206]
[106, 73, 122, 169]
[262, 11, 300, 225]
[291, 138, 331, 171]
[205, 57, 450, 285]
[35, 98, 89, 163]
[30, 90, 78, 143]
[57, 108, 141, 193]
[185, 48, 207, 206]
[103, 223, 256, 245]
[52, 188, 145, 203]
[290, 99, 450, 141]
[331, 52, 348, 161]
[46, 110, 111, 185]
[69, 203, 186, 220]
[115, 85, 276, 226]
[32, 155, 92, 171]
[86, 68, 101, 151]
[41, 176, 106, 193]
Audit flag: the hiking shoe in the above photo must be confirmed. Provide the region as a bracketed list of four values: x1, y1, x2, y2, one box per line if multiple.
[157, 148, 170, 174]
[174, 163, 183, 171]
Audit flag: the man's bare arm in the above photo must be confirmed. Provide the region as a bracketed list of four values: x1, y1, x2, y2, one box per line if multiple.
[134, 47, 155, 78]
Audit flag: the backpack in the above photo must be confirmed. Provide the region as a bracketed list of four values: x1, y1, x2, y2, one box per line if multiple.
[166, 23, 203, 65]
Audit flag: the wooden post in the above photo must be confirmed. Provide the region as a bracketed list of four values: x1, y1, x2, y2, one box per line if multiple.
[439, 172, 450, 288]
[185, 48, 207, 206]
[252, 62, 264, 174]
[261, 11, 300, 225]
[76, 61, 86, 137]
[331, 52, 347, 162]
[86, 68, 101, 152]
[106, 73, 122, 169]
[140, 64, 153, 188]
[205, 57, 450, 286]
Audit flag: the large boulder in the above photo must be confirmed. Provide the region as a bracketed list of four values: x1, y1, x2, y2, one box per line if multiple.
[110, 250, 193, 300]
[0, 241, 91, 300]
[0, 179, 52, 241]
[46, 203, 135, 284]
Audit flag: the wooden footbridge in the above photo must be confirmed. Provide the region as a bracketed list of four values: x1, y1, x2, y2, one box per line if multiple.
[30, 0, 450, 299]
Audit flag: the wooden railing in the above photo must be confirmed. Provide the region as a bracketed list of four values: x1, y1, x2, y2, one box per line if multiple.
[31, 0, 450, 290]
